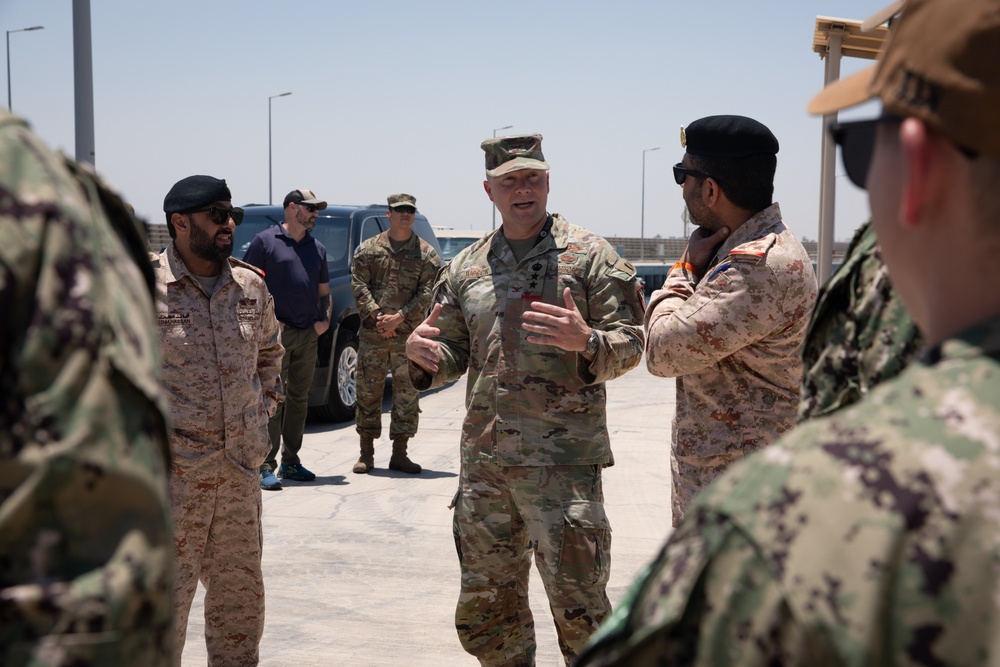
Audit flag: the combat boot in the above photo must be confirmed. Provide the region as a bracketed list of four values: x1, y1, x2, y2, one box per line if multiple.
[353, 436, 375, 474]
[388, 437, 421, 474]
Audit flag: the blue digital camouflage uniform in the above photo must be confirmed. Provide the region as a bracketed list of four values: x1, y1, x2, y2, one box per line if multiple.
[352, 230, 440, 440]
[0, 110, 174, 665]
[152, 243, 283, 667]
[645, 203, 818, 525]
[410, 214, 645, 665]
[577, 314, 1000, 666]
[798, 220, 923, 421]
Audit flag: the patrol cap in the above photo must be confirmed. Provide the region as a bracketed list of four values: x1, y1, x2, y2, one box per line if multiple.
[163, 175, 231, 214]
[387, 193, 417, 209]
[808, 0, 1000, 156]
[481, 133, 550, 177]
[283, 188, 328, 210]
[680, 115, 779, 158]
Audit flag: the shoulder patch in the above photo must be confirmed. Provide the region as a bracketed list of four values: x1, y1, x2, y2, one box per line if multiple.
[229, 256, 266, 277]
[728, 234, 776, 264]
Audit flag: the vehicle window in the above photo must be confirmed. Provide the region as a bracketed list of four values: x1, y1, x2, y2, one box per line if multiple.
[359, 216, 385, 244]
[311, 215, 351, 271]
[234, 214, 282, 258]
[438, 235, 483, 261]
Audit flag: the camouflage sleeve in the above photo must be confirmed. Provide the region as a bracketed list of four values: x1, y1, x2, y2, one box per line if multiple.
[410, 265, 470, 391]
[400, 246, 441, 322]
[583, 255, 645, 384]
[257, 288, 284, 417]
[578, 519, 803, 666]
[645, 260, 784, 378]
[350, 245, 381, 321]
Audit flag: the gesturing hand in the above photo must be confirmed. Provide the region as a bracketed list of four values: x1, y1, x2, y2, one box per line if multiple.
[406, 304, 443, 373]
[683, 226, 729, 276]
[522, 287, 591, 352]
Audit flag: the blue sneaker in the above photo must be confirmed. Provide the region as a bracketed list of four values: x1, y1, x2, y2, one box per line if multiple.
[277, 463, 316, 482]
[259, 469, 282, 491]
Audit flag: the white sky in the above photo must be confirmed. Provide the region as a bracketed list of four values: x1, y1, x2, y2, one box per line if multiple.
[3, 0, 884, 243]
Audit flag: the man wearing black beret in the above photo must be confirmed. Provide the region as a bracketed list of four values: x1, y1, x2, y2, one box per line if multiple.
[643, 115, 818, 526]
[152, 174, 284, 665]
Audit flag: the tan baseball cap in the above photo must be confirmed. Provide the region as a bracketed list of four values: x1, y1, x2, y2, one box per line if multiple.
[808, 0, 1000, 156]
[283, 188, 328, 210]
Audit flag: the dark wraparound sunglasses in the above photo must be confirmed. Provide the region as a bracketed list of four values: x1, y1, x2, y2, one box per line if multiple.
[392, 206, 416, 214]
[189, 206, 244, 226]
[673, 163, 727, 190]
[298, 203, 318, 213]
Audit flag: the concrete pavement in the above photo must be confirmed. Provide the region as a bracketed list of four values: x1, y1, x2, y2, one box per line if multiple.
[180, 364, 675, 667]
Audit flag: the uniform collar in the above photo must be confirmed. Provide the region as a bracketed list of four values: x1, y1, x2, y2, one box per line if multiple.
[713, 202, 783, 260]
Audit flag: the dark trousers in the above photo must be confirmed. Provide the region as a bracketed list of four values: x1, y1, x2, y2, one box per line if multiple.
[262, 325, 318, 471]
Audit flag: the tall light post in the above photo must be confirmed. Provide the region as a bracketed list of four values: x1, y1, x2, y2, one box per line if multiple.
[268, 92, 292, 204]
[640, 146, 660, 262]
[491, 124, 513, 230]
[7, 25, 44, 110]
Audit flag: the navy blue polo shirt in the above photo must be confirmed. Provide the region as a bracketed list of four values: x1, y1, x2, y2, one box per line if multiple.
[243, 224, 329, 329]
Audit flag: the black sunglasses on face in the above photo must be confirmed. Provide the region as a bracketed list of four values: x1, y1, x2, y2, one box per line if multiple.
[299, 203, 318, 213]
[392, 206, 416, 215]
[828, 115, 902, 189]
[673, 163, 725, 189]
[189, 206, 243, 226]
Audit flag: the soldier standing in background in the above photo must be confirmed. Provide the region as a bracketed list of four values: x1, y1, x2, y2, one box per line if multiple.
[0, 109, 174, 665]
[350, 193, 440, 474]
[644, 115, 817, 525]
[407, 134, 645, 665]
[155, 175, 283, 666]
[577, 0, 1000, 663]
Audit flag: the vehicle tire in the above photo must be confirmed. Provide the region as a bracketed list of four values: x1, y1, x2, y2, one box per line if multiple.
[314, 330, 358, 422]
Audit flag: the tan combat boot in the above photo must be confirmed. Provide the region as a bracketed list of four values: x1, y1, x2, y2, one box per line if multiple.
[353, 436, 375, 474]
[388, 437, 421, 474]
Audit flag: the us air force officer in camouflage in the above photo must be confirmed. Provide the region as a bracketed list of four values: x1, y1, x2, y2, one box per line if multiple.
[577, 0, 1000, 663]
[0, 110, 175, 665]
[350, 193, 441, 474]
[406, 134, 645, 665]
[153, 176, 284, 666]
[644, 116, 817, 525]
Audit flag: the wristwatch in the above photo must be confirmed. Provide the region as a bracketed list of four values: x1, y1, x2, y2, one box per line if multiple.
[584, 330, 600, 358]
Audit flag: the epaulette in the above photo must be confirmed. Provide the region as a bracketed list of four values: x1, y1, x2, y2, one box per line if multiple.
[728, 234, 776, 264]
[229, 256, 266, 277]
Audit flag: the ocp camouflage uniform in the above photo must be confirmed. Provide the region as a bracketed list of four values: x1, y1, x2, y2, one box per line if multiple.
[0, 110, 174, 665]
[152, 243, 283, 667]
[577, 314, 1000, 666]
[351, 231, 440, 439]
[645, 203, 817, 525]
[410, 214, 645, 665]
[798, 220, 922, 421]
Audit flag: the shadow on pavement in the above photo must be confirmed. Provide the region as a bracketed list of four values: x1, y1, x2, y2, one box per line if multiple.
[367, 468, 458, 480]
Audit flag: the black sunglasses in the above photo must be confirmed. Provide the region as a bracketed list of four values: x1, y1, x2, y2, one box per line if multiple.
[189, 206, 243, 226]
[392, 206, 416, 214]
[828, 115, 903, 189]
[673, 163, 725, 189]
[298, 203, 318, 213]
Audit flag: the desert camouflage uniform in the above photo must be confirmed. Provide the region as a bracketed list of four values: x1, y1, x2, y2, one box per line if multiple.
[411, 214, 645, 665]
[645, 203, 817, 525]
[799, 220, 923, 421]
[351, 231, 440, 439]
[152, 243, 283, 667]
[0, 110, 174, 665]
[578, 314, 1000, 666]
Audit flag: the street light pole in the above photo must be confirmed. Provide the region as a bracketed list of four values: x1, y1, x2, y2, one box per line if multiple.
[640, 146, 661, 262]
[6, 25, 44, 110]
[268, 92, 292, 205]
[491, 124, 513, 230]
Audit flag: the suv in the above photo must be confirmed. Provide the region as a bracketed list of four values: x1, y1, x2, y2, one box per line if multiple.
[233, 204, 442, 422]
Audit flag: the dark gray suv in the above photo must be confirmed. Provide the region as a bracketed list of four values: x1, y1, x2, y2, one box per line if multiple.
[234, 204, 442, 422]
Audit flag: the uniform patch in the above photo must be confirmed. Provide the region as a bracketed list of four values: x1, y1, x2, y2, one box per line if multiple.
[158, 313, 189, 325]
[237, 308, 259, 322]
[566, 242, 589, 253]
[461, 266, 490, 279]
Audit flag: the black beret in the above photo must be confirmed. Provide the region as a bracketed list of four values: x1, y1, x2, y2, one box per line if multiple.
[682, 115, 779, 158]
[163, 175, 232, 214]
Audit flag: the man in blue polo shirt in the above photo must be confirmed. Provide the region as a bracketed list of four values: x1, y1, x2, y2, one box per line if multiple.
[243, 188, 332, 490]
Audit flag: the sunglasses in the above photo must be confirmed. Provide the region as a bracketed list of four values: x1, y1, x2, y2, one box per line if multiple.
[828, 115, 903, 189]
[673, 163, 726, 189]
[189, 206, 243, 226]
[392, 206, 416, 214]
[298, 203, 318, 213]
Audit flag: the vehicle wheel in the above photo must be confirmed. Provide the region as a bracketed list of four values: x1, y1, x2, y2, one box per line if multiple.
[314, 331, 358, 422]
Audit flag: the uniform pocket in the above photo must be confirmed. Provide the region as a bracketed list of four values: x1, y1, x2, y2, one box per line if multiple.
[558, 500, 612, 587]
